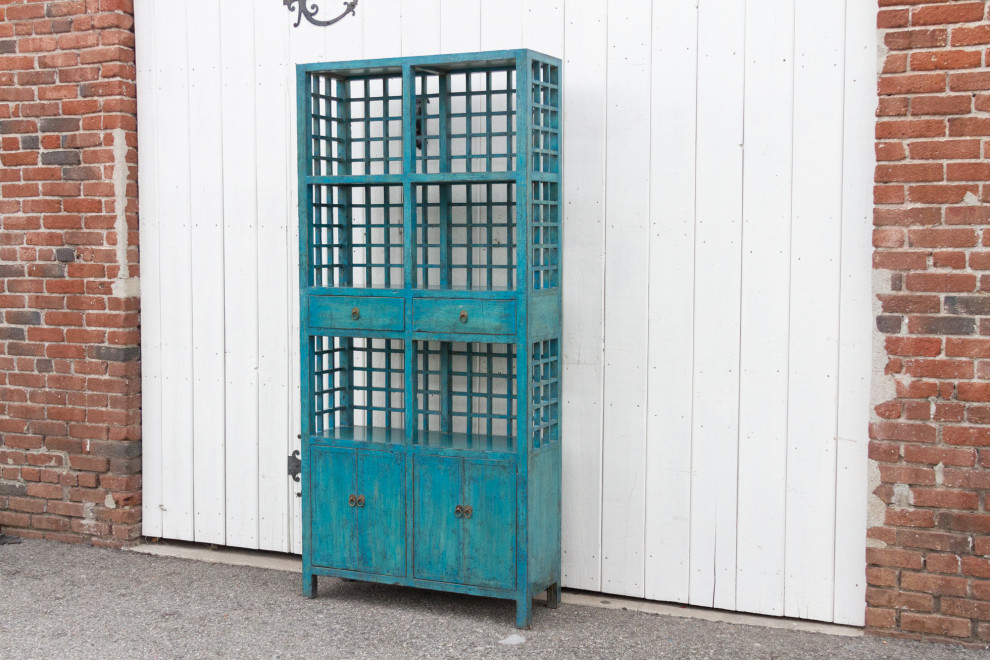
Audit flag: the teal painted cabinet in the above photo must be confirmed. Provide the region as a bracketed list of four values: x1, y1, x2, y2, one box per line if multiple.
[297, 50, 562, 628]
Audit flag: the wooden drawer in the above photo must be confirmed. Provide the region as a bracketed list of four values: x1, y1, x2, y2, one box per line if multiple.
[308, 296, 405, 332]
[412, 298, 516, 336]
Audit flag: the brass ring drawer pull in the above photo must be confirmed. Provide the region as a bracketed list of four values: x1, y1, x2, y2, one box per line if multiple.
[458, 310, 468, 323]
[356, 495, 365, 507]
[348, 494, 357, 507]
[351, 308, 360, 320]
[454, 505, 463, 518]
[463, 506, 472, 519]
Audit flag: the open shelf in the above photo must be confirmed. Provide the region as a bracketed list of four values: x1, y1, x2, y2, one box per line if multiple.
[309, 183, 404, 289]
[308, 72, 404, 177]
[413, 66, 517, 174]
[414, 182, 517, 291]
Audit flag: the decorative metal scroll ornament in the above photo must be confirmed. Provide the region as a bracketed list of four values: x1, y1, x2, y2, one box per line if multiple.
[284, 0, 358, 28]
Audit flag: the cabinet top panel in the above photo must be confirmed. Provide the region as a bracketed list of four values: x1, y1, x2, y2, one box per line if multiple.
[297, 49, 561, 78]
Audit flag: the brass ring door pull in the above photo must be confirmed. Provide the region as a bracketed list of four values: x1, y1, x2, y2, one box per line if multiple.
[463, 506, 473, 519]
[458, 310, 468, 323]
[348, 494, 357, 507]
[351, 308, 360, 320]
[356, 495, 365, 507]
[454, 505, 463, 518]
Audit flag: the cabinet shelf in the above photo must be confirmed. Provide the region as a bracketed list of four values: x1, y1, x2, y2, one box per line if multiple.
[298, 49, 561, 629]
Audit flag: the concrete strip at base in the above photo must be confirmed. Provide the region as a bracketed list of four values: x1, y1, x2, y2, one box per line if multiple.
[132, 542, 303, 573]
[131, 542, 861, 638]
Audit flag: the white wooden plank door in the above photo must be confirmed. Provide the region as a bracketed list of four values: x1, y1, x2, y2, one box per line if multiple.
[137, 0, 877, 625]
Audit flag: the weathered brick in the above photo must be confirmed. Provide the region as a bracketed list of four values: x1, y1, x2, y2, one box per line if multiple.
[0, 1, 140, 550]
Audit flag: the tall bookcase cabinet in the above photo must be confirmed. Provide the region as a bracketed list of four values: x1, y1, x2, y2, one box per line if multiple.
[296, 50, 562, 628]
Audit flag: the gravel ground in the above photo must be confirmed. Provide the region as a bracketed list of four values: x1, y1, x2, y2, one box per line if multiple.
[0, 539, 987, 659]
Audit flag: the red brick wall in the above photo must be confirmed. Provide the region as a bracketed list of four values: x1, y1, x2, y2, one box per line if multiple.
[872, 0, 990, 645]
[0, 0, 140, 547]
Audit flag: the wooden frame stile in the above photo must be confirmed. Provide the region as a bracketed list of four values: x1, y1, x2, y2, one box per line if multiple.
[401, 59, 417, 606]
[297, 50, 562, 629]
[515, 50, 531, 628]
[298, 62, 316, 597]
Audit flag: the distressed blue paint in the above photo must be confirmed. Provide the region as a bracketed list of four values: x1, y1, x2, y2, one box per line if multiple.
[412, 454, 462, 583]
[463, 459, 516, 590]
[310, 447, 357, 570]
[355, 450, 406, 577]
[308, 295, 405, 331]
[299, 50, 562, 628]
[411, 298, 515, 336]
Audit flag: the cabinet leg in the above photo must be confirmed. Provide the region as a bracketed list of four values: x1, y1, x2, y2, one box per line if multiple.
[546, 582, 561, 609]
[515, 596, 532, 629]
[303, 573, 318, 599]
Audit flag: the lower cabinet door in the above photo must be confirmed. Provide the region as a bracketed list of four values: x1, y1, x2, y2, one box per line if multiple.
[311, 447, 406, 578]
[311, 447, 357, 570]
[412, 455, 462, 583]
[462, 459, 516, 590]
[355, 450, 406, 577]
[413, 455, 517, 590]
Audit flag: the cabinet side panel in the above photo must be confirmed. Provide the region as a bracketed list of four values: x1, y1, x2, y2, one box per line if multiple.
[528, 445, 561, 591]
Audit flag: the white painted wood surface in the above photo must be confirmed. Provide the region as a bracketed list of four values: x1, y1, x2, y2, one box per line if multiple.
[735, 0, 794, 617]
[187, 0, 228, 547]
[645, 0, 697, 606]
[689, 0, 745, 610]
[136, 0, 877, 624]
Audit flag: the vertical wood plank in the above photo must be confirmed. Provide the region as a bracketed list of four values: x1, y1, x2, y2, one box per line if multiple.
[220, 0, 260, 549]
[256, 0, 292, 553]
[286, 5, 329, 558]
[600, 0, 651, 598]
[644, 0, 698, 605]
[326, 1, 364, 60]
[522, 0, 563, 56]
[689, 0, 745, 610]
[784, 0, 846, 622]
[156, 0, 195, 541]
[439, 0, 480, 54]
[400, 0, 440, 57]
[734, 0, 794, 617]
[833, 0, 876, 627]
[187, 0, 227, 545]
[363, 0, 402, 59]
[480, 0, 522, 51]
[134, 0, 163, 538]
